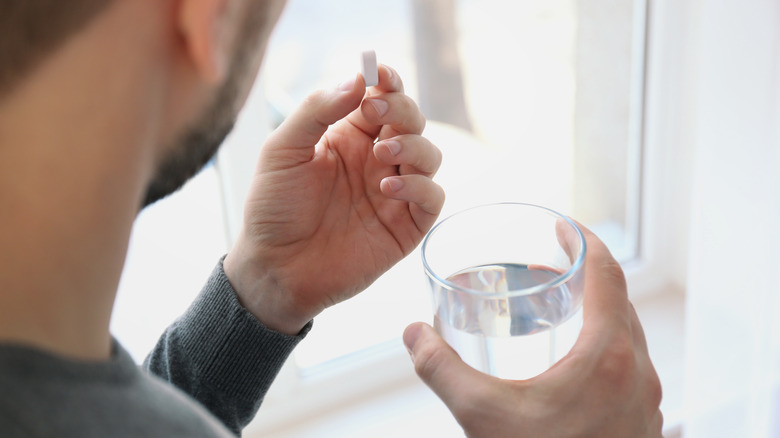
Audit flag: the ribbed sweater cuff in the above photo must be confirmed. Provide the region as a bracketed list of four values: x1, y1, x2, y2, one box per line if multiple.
[175, 257, 311, 402]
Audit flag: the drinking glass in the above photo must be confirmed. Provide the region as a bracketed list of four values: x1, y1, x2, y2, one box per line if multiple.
[421, 202, 586, 380]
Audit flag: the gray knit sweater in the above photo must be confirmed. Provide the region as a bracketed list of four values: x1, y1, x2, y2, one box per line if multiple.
[0, 258, 310, 437]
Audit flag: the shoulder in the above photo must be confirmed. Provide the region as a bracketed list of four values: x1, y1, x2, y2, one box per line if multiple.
[0, 342, 234, 438]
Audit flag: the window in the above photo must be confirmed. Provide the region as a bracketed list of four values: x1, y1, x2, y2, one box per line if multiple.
[253, 0, 647, 374]
[112, 0, 672, 434]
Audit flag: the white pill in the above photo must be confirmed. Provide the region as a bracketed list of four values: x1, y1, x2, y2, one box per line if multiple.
[361, 50, 378, 87]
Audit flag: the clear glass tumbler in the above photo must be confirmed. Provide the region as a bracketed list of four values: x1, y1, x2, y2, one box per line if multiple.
[422, 202, 586, 380]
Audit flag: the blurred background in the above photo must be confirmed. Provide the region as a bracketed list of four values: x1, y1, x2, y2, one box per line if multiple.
[111, 0, 780, 437]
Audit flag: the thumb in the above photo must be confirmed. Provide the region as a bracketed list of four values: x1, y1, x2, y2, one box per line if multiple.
[403, 322, 494, 409]
[261, 73, 366, 169]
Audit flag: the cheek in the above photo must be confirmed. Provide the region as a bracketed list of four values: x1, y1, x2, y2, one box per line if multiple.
[223, 42, 266, 116]
[227, 1, 283, 107]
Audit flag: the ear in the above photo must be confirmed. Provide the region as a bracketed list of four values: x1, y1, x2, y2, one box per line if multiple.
[177, 0, 231, 84]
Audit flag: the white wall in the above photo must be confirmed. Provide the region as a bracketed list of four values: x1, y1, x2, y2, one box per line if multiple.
[682, 0, 780, 436]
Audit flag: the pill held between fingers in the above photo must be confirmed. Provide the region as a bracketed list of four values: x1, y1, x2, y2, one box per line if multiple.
[361, 50, 378, 87]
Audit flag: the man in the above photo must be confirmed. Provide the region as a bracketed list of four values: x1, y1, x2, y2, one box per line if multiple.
[0, 0, 663, 437]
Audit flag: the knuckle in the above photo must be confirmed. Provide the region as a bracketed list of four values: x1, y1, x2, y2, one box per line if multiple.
[302, 89, 327, 107]
[599, 255, 625, 278]
[403, 95, 426, 131]
[598, 256, 627, 287]
[435, 183, 446, 205]
[432, 142, 443, 167]
[646, 366, 663, 409]
[653, 410, 665, 436]
[301, 90, 332, 132]
[418, 139, 442, 176]
[412, 340, 449, 380]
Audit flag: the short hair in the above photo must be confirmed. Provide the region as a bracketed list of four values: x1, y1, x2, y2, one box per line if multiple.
[0, 0, 115, 97]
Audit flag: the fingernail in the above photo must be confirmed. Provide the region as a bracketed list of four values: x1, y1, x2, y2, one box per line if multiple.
[368, 98, 389, 117]
[383, 177, 403, 192]
[338, 75, 357, 92]
[382, 140, 402, 156]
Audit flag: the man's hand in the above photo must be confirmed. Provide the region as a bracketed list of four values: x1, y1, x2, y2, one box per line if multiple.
[403, 223, 664, 438]
[224, 65, 444, 335]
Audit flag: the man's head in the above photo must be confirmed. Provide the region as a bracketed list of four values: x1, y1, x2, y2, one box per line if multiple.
[0, 0, 287, 360]
[0, 0, 286, 207]
[142, 0, 285, 206]
[0, 1, 115, 97]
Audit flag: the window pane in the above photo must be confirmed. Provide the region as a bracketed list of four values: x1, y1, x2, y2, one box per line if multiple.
[259, 0, 645, 370]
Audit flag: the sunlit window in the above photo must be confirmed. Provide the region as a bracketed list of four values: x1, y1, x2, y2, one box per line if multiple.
[260, 0, 646, 371]
[110, 0, 649, 425]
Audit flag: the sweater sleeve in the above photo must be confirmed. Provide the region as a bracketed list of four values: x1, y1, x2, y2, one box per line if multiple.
[143, 257, 312, 437]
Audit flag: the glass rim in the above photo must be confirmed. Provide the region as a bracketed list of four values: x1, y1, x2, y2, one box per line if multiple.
[421, 202, 587, 298]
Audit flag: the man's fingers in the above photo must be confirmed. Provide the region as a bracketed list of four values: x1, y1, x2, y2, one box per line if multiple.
[380, 175, 444, 231]
[345, 65, 422, 140]
[555, 218, 580, 264]
[261, 73, 366, 169]
[372, 64, 404, 94]
[373, 135, 442, 177]
[629, 303, 651, 355]
[403, 323, 497, 414]
[360, 92, 426, 137]
[567, 221, 632, 335]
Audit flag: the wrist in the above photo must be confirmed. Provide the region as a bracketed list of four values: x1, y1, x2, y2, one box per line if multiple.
[222, 242, 313, 336]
